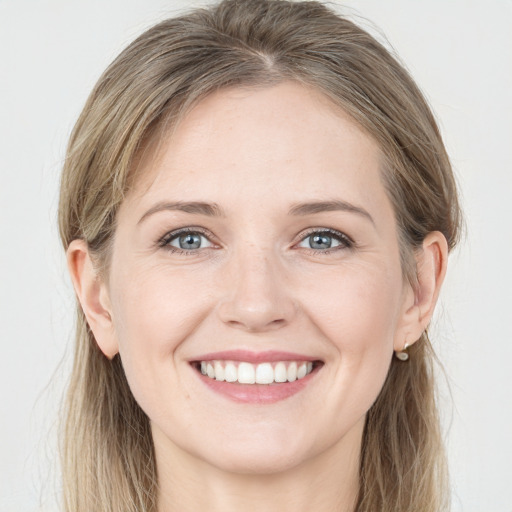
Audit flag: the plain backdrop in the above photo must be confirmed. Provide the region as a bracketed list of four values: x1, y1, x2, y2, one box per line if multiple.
[0, 1, 511, 511]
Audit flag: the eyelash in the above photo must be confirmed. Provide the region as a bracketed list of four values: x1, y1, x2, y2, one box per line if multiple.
[157, 227, 214, 255]
[298, 227, 354, 254]
[157, 227, 354, 255]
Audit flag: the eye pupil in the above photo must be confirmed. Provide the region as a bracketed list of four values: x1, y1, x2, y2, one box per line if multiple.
[310, 234, 332, 249]
[179, 233, 202, 249]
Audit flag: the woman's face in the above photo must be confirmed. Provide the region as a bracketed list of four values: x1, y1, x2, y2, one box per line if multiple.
[102, 82, 415, 473]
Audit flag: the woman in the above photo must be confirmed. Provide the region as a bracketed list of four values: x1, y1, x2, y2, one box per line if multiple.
[58, 0, 461, 511]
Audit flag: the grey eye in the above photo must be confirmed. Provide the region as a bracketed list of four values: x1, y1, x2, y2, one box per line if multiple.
[297, 230, 350, 251]
[308, 233, 335, 250]
[169, 232, 212, 250]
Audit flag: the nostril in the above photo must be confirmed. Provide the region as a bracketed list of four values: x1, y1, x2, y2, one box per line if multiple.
[224, 318, 287, 332]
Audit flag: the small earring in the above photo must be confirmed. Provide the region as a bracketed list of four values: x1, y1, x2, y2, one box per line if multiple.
[394, 343, 409, 361]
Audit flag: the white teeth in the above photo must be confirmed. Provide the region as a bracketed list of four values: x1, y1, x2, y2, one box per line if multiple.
[238, 362, 255, 384]
[297, 362, 307, 379]
[214, 361, 225, 381]
[255, 363, 274, 384]
[197, 359, 317, 384]
[274, 362, 288, 383]
[287, 362, 297, 382]
[224, 362, 238, 382]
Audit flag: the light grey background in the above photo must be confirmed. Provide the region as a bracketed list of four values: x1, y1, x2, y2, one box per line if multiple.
[0, 1, 511, 511]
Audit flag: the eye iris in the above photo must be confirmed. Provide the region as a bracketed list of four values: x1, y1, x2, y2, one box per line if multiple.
[179, 233, 202, 249]
[309, 233, 332, 249]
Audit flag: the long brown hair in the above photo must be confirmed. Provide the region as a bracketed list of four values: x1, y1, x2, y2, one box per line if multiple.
[58, 1, 461, 510]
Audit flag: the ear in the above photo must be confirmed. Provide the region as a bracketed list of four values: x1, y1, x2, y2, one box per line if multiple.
[394, 231, 449, 351]
[66, 239, 119, 359]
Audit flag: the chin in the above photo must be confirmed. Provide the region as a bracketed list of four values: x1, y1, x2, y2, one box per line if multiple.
[208, 448, 305, 475]
[197, 428, 315, 475]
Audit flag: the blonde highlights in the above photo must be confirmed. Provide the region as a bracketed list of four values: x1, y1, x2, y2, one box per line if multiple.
[58, 1, 461, 510]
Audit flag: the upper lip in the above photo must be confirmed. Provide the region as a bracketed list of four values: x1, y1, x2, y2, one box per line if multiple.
[190, 350, 321, 364]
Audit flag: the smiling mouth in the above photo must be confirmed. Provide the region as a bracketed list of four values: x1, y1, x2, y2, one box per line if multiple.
[191, 360, 324, 385]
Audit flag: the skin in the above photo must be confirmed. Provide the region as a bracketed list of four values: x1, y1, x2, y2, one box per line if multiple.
[68, 82, 447, 512]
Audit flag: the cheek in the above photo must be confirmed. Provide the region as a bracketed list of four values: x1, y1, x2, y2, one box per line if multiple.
[108, 265, 213, 400]
[305, 263, 403, 351]
[302, 264, 402, 412]
[111, 263, 210, 349]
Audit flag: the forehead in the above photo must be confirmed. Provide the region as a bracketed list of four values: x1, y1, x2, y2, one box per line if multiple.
[128, 81, 387, 215]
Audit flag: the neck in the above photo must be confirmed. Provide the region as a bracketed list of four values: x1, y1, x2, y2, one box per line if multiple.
[154, 418, 363, 512]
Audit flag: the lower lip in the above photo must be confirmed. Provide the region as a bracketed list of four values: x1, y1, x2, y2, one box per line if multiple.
[193, 364, 322, 404]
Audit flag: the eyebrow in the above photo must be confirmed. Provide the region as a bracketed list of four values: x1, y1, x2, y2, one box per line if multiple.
[138, 199, 374, 225]
[288, 200, 375, 225]
[138, 201, 225, 224]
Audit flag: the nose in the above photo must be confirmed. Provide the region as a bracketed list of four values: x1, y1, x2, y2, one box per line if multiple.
[217, 246, 297, 332]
